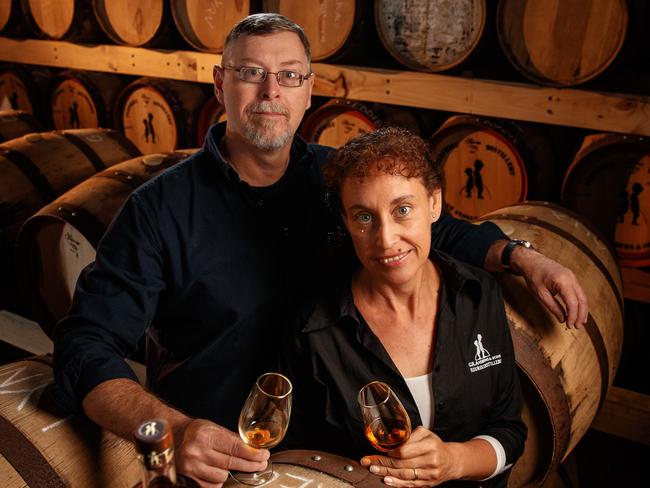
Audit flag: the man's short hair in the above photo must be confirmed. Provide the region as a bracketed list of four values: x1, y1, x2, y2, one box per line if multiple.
[324, 126, 444, 213]
[222, 13, 311, 69]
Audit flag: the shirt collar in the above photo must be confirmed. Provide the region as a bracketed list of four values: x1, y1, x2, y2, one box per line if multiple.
[303, 249, 482, 333]
[203, 122, 312, 183]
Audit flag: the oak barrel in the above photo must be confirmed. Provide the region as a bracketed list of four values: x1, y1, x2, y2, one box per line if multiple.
[0, 0, 29, 37]
[0, 64, 52, 119]
[0, 109, 44, 142]
[474, 202, 624, 486]
[224, 450, 384, 487]
[116, 77, 206, 153]
[196, 95, 227, 146]
[262, 0, 368, 62]
[0, 356, 140, 487]
[375, 0, 487, 72]
[15, 152, 194, 337]
[50, 70, 124, 130]
[300, 98, 422, 148]
[430, 115, 555, 221]
[496, 0, 628, 86]
[92, 0, 174, 47]
[171, 0, 251, 53]
[561, 133, 650, 267]
[20, 0, 104, 42]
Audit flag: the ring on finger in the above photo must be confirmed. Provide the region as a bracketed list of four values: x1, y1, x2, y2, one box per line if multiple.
[413, 468, 418, 480]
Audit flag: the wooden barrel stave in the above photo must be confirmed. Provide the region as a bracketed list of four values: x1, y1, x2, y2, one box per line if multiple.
[0, 109, 44, 142]
[171, 0, 251, 53]
[20, 0, 104, 42]
[0, 357, 140, 487]
[15, 152, 195, 337]
[561, 133, 650, 267]
[116, 77, 206, 153]
[0, 128, 140, 247]
[262, 0, 366, 62]
[375, 0, 487, 72]
[475, 201, 624, 486]
[430, 115, 555, 222]
[300, 98, 422, 148]
[50, 70, 124, 130]
[92, 0, 173, 47]
[0, 64, 53, 120]
[496, 0, 628, 86]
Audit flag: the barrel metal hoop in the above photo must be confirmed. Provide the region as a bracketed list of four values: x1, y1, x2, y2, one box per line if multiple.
[0, 415, 66, 488]
[1, 148, 57, 201]
[60, 131, 107, 172]
[270, 449, 384, 487]
[54, 203, 107, 248]
[511, 327, 571, 484]
[583, 314, 610, 410]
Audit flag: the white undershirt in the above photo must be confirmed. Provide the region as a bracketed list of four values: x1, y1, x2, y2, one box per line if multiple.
[404, 372, 434, 429]
[403, 373, 508, 479]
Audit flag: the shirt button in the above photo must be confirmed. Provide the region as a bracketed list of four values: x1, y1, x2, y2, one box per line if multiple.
[434, 365, 441, 372]
[257, 199, 264, 206]
[437, 401, 445, 410]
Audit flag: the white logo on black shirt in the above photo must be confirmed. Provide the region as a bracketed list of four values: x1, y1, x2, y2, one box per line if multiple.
[468, 333, 501, 373]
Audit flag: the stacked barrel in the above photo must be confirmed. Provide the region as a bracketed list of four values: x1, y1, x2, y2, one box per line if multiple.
[0, 1, 648, 486]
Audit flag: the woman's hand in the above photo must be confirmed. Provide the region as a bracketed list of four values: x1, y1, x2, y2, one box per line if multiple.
[360, 426, 497, 487]
[359, 427, 459, 487]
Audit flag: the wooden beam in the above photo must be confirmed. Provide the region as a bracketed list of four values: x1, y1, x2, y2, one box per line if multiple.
[0, 38, 649, 136]
[591, 386, 650, 446]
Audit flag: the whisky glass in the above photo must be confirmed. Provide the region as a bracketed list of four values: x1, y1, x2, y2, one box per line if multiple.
[231, 372, 292, 485]
[358, 381, 411, 452]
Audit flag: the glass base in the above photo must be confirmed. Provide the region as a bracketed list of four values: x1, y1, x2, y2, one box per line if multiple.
[230, 462, 274, 486]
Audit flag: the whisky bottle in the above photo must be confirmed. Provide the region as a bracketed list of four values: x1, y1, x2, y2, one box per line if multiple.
[133, 418, 198, 488]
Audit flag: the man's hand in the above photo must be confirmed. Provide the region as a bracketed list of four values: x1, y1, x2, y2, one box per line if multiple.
[176, 419, 270, 488]
[512, 247, 588, 328]
[485, 240, 588, 329]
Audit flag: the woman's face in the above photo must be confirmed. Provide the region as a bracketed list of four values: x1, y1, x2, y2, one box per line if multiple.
[341, 167, 442, 287]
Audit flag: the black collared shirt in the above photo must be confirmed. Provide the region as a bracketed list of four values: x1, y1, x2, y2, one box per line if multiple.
[280, 250, 526, 487]
[52, 123, 508, 431]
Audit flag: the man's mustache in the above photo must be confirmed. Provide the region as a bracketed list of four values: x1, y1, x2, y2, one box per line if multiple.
[247, 102, 289, 116]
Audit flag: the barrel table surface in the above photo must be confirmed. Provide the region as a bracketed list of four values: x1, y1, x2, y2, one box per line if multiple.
[224, 450, 384, 487]
[0, 356, 140, 487]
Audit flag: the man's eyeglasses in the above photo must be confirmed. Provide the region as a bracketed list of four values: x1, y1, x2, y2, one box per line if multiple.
[222, 66, 312, 87]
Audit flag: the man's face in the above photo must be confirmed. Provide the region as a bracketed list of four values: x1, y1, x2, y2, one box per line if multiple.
[214, 31, 314, 152]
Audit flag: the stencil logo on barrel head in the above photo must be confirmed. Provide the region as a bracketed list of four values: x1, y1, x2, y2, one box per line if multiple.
[433, 127, 526, 221]
[614, 155, 650, 264]
[467, 334, 501, 373]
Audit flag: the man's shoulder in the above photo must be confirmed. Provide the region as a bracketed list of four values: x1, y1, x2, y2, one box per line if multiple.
[306, 142, 335, 166]
[133, 149, 209, 197]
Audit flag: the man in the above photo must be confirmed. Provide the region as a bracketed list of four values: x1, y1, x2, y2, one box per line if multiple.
[53, 14, 587, 488]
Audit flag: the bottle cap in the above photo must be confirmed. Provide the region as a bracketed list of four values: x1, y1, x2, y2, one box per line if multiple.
[133, 419, 175, 469]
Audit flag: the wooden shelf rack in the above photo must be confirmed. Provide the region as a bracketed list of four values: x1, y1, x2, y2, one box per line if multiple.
[0, 37, 648, 136]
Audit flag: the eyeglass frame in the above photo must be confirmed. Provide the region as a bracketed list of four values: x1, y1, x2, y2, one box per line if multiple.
[220, 65, 313, 87]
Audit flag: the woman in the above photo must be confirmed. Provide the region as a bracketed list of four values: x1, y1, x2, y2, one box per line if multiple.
[280, 127, 526, 487]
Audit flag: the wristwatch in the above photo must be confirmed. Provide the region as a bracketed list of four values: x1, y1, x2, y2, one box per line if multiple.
[501, 239, 533, 274]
